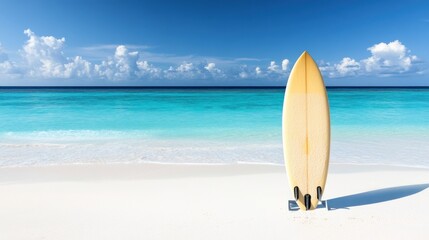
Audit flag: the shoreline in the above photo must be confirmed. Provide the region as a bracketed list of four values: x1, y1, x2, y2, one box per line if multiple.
[1, 161, 428, 171]
[2, 136, 429, 169]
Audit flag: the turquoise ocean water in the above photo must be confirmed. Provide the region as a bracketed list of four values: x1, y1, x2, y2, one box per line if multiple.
[0, 87, 428, 168]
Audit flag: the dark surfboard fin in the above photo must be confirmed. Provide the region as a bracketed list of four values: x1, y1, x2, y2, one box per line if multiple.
[317, 186, 323, 201]
[294, 186, 299, 200]
[304, 194, 311, 210]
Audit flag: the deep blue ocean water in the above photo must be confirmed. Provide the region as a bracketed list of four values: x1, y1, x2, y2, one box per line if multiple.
[0, 87, 428, 167]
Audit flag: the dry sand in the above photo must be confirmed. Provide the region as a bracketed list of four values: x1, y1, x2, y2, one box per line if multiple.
[0, 163, 428, 240]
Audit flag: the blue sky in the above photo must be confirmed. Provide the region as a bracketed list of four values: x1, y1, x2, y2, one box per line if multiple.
[0, 0, 428, 86]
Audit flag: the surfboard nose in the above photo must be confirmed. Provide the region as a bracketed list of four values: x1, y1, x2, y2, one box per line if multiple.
[300, 50, 310, 56]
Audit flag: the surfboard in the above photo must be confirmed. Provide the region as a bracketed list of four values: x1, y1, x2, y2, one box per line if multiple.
[282, 51, 330, 211]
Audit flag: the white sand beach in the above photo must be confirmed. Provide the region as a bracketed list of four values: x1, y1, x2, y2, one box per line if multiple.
[0, 163, 428, 240]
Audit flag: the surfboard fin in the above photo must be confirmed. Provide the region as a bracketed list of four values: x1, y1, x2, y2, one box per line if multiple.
[293, 186, 299, 200]
[304, 194, 311, 210]
[317, 186, 323, 201]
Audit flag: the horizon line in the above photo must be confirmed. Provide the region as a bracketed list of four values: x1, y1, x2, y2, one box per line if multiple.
[1, 86, 429, 88]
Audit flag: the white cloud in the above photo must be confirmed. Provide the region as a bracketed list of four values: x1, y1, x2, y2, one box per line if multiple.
[281, 59, 289, 71]
[334, 57, 360, 76]
[204, 62, 217, 72]
[22, 28, 65, 77]
[94, 45, 140, 80]
[235, 60, 289, 81]
[136, 60, 161, 78]
[234, 60, 289, 81]
[176, 62, 195, 73]
[152, 61, 226, 81]
[172, 62, 201, 79]
[204, 62, 223, 78]
[362, 40, 417, 74]
[64, 56, 92, 78]
[21, 29, 91, 79]
[259, 60, 290, 81]
[323, 40, 419, 78]
[267, 61, 280, 72]
[0, 60, 16, 75]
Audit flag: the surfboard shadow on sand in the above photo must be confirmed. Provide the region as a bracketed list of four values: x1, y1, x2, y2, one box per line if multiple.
[327, 184, 429, 210]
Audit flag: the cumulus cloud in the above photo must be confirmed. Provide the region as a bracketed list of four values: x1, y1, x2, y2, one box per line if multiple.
[237, 60, 289, 81]
[64, 56, 92, 78]
[16, 31, 161, 81]
[204, 62, 220, 73]
[22, 28, 65, 77]
[233, 60, 286, 82]
[334, 57, 360, 76]
[281, 59, 289, 71]
[164, 61, 225, 80]
[136, 60, 161, 78]
[264, 59, 289, 77]
[22, 29, 91, 78]
[0, 59, 16, 75]
[362, 40, 417, 74]
[262, 60, 290, 81]
[167, 62, 203, 80]
[176, 62, 195, 73]
[93, 45, 140, 80]
[203, 62, 224, 79]
[204, 62, 215, 71]
[267, 61, 280, 72]
[323, 40, 419, 77]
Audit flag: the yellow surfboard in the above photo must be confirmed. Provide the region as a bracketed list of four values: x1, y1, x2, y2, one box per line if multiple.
[282, 51, 330, 211]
